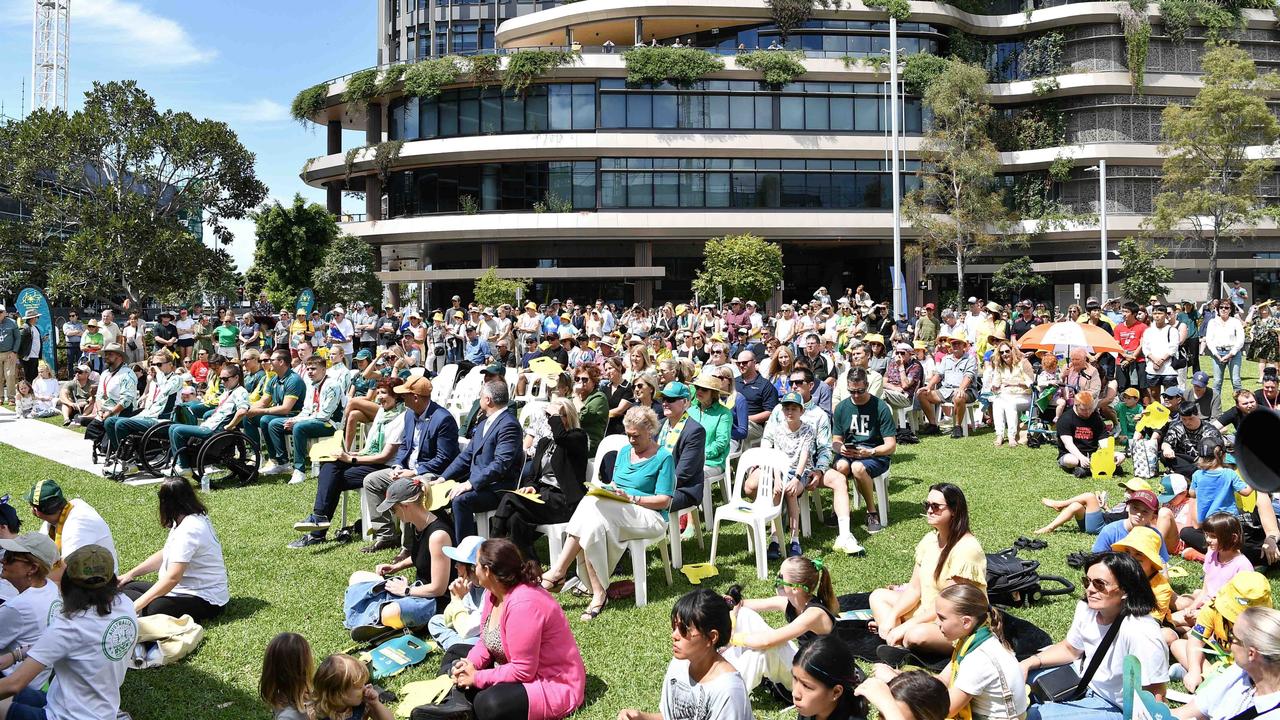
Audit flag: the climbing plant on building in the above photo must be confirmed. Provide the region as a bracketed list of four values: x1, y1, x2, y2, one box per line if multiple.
[622, 46, 725, 86]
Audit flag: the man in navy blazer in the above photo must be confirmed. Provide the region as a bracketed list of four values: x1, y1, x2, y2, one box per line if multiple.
[359, 375, 459, 552]
[656, 382, 706, 513]
[442, 379, 522, 541]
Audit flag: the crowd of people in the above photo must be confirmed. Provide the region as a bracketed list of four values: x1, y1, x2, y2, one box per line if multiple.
[4, 282, 1280, 720]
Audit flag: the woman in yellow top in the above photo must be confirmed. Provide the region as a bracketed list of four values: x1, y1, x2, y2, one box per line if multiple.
[1112, 525, 1176, 626]
[869, 483, 987, 654]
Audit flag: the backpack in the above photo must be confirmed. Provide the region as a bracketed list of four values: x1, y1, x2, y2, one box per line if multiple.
[985, 548, 1075, 608]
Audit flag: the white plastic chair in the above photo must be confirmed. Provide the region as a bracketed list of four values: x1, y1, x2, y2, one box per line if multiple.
[536, 433, 630, 566]
[430, 364, 459, 404]
[942, 402, 980, 436]
[709, 447, 790, 580]
[446, 366, 486, 423]
[850, 469, 892, 529]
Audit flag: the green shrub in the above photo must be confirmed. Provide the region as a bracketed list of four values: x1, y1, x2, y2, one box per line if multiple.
[865, 0, 911, 20]
[466, 54, 503, 88]
[902, 53, 950, 95]
[503, 50, 580, 95]
[342, 69, 379, 110]
[734, 50, 807, 87]
[374, 65, 407, 96]
[403, 56, 461, 98]
[290, 83, 329, 124]
[622, 46, 725, 86]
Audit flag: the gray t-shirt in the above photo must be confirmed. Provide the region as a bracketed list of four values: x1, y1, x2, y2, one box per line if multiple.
[659, 658, 753, 720]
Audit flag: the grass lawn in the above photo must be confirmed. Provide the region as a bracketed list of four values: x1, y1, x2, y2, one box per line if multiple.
[0, 361, 1267, 720]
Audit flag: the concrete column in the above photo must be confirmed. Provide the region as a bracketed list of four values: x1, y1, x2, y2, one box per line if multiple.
[365, 176, 382, 221]
[326, 183, 342, 215]
[365, 102, 383, 145]
[634, 18, 644, 45]
[327, 120, 342, 155]
[481, 165, 499, 212]
[481, 243, 499, 268]
[634, 241, 654, 308]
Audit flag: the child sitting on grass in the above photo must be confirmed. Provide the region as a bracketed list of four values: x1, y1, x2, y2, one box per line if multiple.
[1172, 513, 1254, 628]
[259, 632, 313, 720]
[310, 653, 392, 720]
[1178, 439, 1251, 560]
[1112, 525, 1176, 626]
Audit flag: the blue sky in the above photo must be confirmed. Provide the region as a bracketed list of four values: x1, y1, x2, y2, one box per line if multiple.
[0, 0, 374, 270]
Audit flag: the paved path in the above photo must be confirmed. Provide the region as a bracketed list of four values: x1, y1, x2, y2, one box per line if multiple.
[0, 413, 101, 475]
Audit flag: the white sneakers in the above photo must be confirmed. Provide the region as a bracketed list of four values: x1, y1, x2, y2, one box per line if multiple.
[288, 470, 307, 485]
[261, 462, 289, 475]
[834, 534, 864, 556]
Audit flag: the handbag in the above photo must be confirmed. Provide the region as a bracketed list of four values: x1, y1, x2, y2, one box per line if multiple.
[1030, 614, 1124, 704]
[410, 686, 474, 720]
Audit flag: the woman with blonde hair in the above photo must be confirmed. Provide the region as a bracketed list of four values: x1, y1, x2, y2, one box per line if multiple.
[30, 362, 60, 418]
[988, 341, 1035, 447]
[627, 346, 653, 381]
[715, 365, 749, 450]
[631, 372, 664, 419]
[767, 345, 798, 395]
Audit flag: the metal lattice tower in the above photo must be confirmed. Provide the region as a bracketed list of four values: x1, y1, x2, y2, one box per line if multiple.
[31, 0, 70, 112]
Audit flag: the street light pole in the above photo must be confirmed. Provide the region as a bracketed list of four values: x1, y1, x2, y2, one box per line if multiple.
[1099, 159, 1108, 303]
[890, 18, 904, 320]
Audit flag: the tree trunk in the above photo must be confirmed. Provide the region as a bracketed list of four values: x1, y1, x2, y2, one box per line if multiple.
[1207, 232, 1220, 304]
[955, 251, 965, 312]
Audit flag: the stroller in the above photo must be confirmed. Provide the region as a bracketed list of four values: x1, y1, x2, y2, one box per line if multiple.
[1023, 385, 1058, 449]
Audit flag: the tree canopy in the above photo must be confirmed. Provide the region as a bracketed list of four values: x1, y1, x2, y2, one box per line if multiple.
[245, 194, 340, 310]
[473, 267, 531, 309]
[692, 233, 784, 305]
[311, 234, 384, 308]
[0, 80, 266, 306]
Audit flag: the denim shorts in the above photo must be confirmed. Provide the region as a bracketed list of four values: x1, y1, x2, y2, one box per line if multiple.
[5, 687, 49, 720]
[854, 455, 891, 478]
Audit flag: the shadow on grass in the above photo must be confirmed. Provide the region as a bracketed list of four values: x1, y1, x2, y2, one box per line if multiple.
[218, 596, 269, 623]
[581, 672, 611, 711]
[123, 661, 262, 720]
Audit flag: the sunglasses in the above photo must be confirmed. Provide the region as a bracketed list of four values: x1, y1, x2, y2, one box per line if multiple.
[573, 378, 590, 384]
[773, 576, 810, 590]
[922, 501, 948, 514]
[219, 375, 235, 380]
[789, 378, 810, 385]
[1080, 575, 1115, 593]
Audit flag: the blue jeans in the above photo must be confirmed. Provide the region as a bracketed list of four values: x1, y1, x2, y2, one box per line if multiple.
[104, 415, 158, 449]
[343, 580, 438, 630]
[451, 486, 505, 541]
[428, 614, 478, 651]
[1027, 692, 1122, 720]
[5, 683, 48, 720]
[1211, 352, 1243, 398]
[168, 424, 216, 469]
[265, 418, 335, 471]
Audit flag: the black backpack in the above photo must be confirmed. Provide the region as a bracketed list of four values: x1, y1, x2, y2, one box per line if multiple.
[986, 548, 1074, 608]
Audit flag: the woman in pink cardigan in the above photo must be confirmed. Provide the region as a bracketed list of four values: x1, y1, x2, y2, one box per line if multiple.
[450, 538, 587, 720]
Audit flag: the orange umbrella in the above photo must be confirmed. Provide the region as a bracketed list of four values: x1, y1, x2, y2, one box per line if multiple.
[1015, 321, 1123, 354]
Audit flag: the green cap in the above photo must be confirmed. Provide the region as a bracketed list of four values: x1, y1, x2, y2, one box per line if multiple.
[25, 479, 65, 512]
[64, 544, 115, 588]
[483, 363, 505, 376]
[658, 381, 691, 401]
[354, 348, 373, 361]
[780, 391, 805, 406]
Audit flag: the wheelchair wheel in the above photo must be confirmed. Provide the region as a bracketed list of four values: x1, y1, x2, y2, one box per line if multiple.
[195, 431, 259, 487]
[136, 421, 174, 476]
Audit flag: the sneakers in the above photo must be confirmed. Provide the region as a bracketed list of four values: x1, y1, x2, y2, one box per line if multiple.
[261, 461, 289, 475]
[287, 534, 326, 549]
[788, 539, 802, 558]
[288, 469, 307, 485]
[834, 534, 865, 555]
[1071, 466, 1091, 479]
[293, 514, 332, 533]
[866, 513, 884, 534]
[767, 541, 782, 561]
[951, 426, 964, 439]
[919, 423, 941, 436]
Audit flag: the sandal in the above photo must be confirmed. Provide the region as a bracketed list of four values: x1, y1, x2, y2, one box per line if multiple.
[540, 573, 567, 593]
[580, 597, 608, 622]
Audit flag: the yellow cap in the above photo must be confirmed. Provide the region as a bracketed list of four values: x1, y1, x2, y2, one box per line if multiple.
[432, 312, 444, 322]
[525, 301, 537, 310]
[1118, 478, 1154, 493]
[1214, 571, 1272, 624]
[1111, 526, 1165, 569]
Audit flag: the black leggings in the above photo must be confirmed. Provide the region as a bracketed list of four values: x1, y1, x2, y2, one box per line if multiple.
[122, 581, 225, 623]
[467, 682, 528, 720]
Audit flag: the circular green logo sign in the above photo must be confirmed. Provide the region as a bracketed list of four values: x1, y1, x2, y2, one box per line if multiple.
[101, 617, 138, 661]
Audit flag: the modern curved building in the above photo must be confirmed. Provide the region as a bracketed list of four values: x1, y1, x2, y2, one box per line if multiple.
[297, 0, 1280, 308]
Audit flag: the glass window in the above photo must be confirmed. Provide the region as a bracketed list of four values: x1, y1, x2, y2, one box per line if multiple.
[627, 94, 652, 128]
[458, 89, 479, 135]
[706, 172, 730, 207]
[706, 95, 729, 129]
[654, 171, 679, 207]
[756, 96, 773, 130]
[805, 96, 829, 130]
[421, 98, 439, 138]
[730, 95, 755, 130]
[679, 171, 704, 207]
[678, 93, 705, 129]
[388, 99, 403, 141]
[525, 90, 548, 131]
[653, 94, 677, 129]
[572, 84, 595, 129]
[780, 96, 803, 130]
[630, 172, 653, 208]
[438, 96, 458, 137]
[503, 94, 524, 133]
[573, 162, 595, 209]
[600, 94, 626, 128]
[731, 172, 757, 207]
[477, 92, 498, 134]
[830, 97, 853, 131]
[549, 84, 572, 130]
[854, 97, 878, 132]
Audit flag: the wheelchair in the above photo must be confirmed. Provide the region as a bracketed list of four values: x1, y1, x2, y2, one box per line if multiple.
[101, 420, 175, 481]
[173, 427, 262, 490]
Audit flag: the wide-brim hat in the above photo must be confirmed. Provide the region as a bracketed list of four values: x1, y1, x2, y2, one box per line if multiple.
[691, 374, 723, 395]
[102, 343, 126, 356]
[1111, 525, 1165, 569]
[986, 301, 1003, 314]
[1214, 571, 1271, 623]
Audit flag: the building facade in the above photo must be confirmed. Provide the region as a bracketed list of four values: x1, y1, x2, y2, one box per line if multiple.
[298, 0, 1280, 308]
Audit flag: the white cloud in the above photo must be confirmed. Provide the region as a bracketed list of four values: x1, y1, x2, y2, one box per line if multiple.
[205, 98, 290, 126]
[76, 0, 217, 66]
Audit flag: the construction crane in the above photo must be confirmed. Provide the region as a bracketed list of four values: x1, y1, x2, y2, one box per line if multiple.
[32, 0, 69, 112]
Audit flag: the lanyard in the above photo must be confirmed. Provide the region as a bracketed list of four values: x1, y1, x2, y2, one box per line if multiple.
[664, 413, 688, 450]
[311, 376, 326, 409]
[49, 502, 74, 550]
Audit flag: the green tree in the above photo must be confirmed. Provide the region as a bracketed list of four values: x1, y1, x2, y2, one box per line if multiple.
[903, 60, 1012, 299]
[0, 80, 266, 307]
[1118, 237, 1174, 302]
[990, 256, 1048, 302]
[1148, 41, 1280, 302]
[158, 248, 244, 309]
[473, 267, 532, 308]
[692, 233, 784, 305]
[245, 194, 339, 309]
[766, 0, 814, 42]
[311, 234, 383, 308]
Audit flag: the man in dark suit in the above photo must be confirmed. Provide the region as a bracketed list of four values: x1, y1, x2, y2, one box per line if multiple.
[656, 381, 706, 515]
[442, 379, 523, 541]
[461, 363, 514, 439]
[359, 375, 459, 553]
